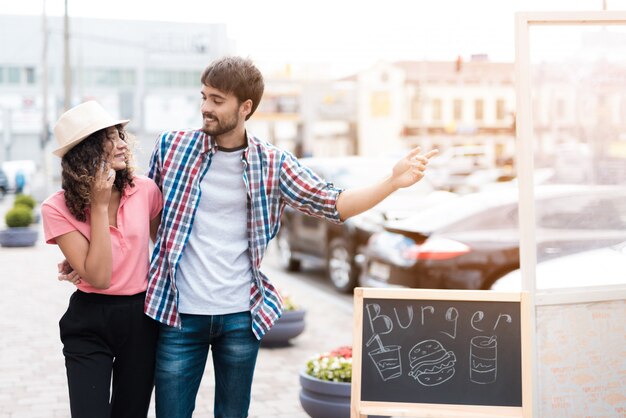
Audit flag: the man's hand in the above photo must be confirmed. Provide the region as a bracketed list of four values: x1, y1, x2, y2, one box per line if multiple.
[335, 146, 439, 221]
[57, 259, 82, 285]
[390, 147, 439, 190]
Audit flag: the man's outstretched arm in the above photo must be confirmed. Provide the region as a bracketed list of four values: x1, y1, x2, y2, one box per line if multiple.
[335, 147, 438, 221]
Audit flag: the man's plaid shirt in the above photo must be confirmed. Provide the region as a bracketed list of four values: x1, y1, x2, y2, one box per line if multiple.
[144, 129, 343, 339]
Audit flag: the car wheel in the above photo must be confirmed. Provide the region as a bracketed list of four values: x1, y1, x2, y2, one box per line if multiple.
[327, 237, 358, 293]
[276, 227, 301, 272]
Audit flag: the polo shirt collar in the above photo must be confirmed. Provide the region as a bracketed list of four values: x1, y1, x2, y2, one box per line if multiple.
[124, 179, 139, 196]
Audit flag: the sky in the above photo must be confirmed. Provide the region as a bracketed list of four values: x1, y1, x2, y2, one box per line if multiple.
[2, 0, 626, 77]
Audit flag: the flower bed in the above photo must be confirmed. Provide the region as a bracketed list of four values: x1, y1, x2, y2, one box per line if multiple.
[305, 346, 352, 382]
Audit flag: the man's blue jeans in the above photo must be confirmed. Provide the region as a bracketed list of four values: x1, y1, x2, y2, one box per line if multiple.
[155, 312, 261, 418]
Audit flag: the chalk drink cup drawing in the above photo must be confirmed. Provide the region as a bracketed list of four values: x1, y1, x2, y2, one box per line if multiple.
[469, 335, 497, 384]
[368, 345, 402, 381]
[365, 304, 403, 381]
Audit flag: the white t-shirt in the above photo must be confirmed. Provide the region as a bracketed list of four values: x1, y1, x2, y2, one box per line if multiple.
[176, 145, 252, 315]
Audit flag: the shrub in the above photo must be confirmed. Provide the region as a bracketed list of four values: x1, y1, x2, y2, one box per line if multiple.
[14, 194, 36, 209]
[13, 203, 33, 212]
[5, 205, 34, 228]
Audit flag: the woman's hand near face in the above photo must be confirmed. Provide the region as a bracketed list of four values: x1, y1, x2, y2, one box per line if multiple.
[91, 161, 115, 209]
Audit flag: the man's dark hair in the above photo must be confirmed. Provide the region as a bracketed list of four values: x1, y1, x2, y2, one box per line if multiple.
[200, 56, 264, 120]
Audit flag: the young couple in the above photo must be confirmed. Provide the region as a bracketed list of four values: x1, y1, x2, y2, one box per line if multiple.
[43, 56, 438, 418]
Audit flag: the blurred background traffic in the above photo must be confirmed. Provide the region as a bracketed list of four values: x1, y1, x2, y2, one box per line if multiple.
[1, 0, 626, 295]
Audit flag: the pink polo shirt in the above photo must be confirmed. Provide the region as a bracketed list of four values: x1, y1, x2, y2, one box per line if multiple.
[42, 175, 163, 295]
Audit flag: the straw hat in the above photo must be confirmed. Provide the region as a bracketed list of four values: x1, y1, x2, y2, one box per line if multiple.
[53, 101, 129, 157]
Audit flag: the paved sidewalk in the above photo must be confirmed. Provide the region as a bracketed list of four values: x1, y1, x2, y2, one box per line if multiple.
[0, 196, 355, 418]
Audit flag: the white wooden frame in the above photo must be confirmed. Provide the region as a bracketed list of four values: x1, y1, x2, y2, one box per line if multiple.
[515, 11, 626, 418]
[515, 11, 626, 306]
[350, 288, 532, 418]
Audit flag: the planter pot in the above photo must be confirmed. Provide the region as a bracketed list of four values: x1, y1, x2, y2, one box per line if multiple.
[299, 371, 351, 418]
[0, 227, 38, 247]
[261, 309, 306, 347]
[299, 371, 384, 418]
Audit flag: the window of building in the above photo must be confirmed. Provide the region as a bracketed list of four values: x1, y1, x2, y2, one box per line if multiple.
[8, 67, 21, 84]
[432, 99, 442, 121]
[411, 95, 421, 120]
[370, 91, 390, 117]
[277, 96, 299, 113]
[119, 91, 134, 120]
[474, 99, 484, 121]
[25, 67, 35, 84]
[82, 69, 136, 87]
[185, 71, 197, 86]
[453, 99, 463, 121]
[119, 70, 135, 86]
[496, 98, 506, 120]
[145, 69, 198, 88]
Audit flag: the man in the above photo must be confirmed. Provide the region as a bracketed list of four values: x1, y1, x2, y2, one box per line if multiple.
[147, 56, 436, 418]
[63, 56, 437, 418]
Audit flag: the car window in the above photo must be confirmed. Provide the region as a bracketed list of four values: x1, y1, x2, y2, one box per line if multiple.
[537, 194, 626, 230]
[442, 204, 518, 232]
[387, 189, 519, 232]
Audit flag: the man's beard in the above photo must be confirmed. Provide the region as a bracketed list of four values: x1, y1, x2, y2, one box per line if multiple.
[202, 111, 240, 136]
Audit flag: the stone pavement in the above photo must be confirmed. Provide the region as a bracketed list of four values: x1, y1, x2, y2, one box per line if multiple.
[0, 195, 355, 418]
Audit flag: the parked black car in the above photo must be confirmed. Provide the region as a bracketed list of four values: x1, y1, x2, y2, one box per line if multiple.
[276, 156, 455, 293]
[360, 185, 626, 291]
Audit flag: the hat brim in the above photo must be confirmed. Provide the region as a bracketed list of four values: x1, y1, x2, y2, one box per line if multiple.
[53, 119, 130, 157]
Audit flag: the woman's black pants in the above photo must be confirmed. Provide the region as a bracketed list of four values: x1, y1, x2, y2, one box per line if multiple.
[59, 290, 158, 418]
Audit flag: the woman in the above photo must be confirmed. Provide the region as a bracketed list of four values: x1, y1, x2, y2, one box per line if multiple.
[41, 101, 162, 418]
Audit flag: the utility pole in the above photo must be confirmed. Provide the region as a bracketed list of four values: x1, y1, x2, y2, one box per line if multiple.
[63, 0, 71, 111]
[42, 0, 49, 149]
[41, 0, 53, 197]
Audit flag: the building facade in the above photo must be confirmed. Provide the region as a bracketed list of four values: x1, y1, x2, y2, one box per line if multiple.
[355, 58, 516, 165]
[0, 14, 231, 170]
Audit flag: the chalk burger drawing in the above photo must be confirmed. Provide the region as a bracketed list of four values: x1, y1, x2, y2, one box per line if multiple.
[407, 339, 457, 386]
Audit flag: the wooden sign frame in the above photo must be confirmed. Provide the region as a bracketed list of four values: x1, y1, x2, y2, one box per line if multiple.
[350, 288, 532, 418]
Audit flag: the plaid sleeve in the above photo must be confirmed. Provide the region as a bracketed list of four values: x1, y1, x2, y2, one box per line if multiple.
[278, 151, 343, 224]
[147, 179, 163, 220]
[147, 133, 164, 189]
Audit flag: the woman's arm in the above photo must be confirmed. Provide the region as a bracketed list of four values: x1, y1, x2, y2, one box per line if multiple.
[56, 163, 115, 289]
[150, 211, 162, 243]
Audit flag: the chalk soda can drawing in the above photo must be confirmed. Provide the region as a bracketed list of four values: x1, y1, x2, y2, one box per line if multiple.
[469, 335, 497, 384]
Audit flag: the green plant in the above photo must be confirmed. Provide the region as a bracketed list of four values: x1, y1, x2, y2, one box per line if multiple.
[305, 346, 352, 383]
[13, 194, 36, 210]
[282, 292, 299, 311]
[5, 205, 34, 227]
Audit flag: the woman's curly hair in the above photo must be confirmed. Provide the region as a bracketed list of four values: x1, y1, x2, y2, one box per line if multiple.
[60, 125, 135, 222]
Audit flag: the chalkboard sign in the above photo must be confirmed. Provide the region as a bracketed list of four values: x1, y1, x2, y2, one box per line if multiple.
[351, 288, 531, 418]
